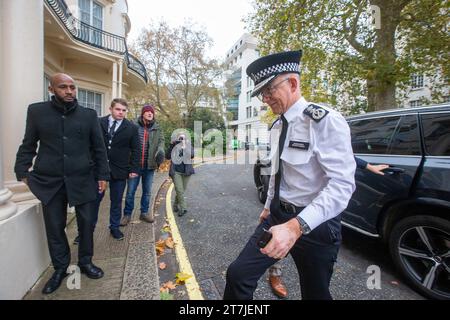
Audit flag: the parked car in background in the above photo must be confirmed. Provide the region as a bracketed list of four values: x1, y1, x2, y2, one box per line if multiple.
[254, 104, 450, 299]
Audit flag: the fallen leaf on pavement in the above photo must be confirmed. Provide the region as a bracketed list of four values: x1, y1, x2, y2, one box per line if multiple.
[189, 219, 195, 223]
[156, 239, 166, 256]
[159, 262, 167, 270]
[165, 237, 175, 249]
[175, 272, 192, 285]
[161, 225, 171, 233]
[163, 281, 177, 290]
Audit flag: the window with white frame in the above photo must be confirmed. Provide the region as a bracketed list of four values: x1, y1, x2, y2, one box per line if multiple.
[247, 76, 252, 88]
[246, 91, 252, 103]
[409, 100, 421, 108]
[246, 106, 252, 118]
[410, 74, 424, 89]
[44, 74, 52, 101]
[79, 0, 103, 46]
[78, 88, 103, 115]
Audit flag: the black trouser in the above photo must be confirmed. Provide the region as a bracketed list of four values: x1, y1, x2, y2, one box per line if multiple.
[223, 206, 341, 300]
[42, 184, 96, 270]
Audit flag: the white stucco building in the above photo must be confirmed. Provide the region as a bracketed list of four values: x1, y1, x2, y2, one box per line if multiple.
[0, 0, 147, 299]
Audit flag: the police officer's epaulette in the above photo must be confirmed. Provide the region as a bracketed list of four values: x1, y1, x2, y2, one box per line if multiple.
[303, 104, 329, 123]
[269, 117, 280, 131]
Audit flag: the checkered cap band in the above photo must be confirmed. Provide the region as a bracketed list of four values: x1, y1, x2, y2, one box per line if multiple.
[251, 62, 299, 83]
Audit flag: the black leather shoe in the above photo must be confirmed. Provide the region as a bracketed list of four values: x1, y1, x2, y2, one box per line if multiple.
[110, 229, 124, 241]
[78, 263, 104, 279]
[42, 269, 68, 294]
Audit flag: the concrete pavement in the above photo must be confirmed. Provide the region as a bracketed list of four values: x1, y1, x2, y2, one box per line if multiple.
[24, 171, 168, 300]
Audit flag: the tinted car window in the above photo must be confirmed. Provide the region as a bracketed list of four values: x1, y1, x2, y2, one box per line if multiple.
[421, 113, 450, 156]
[388, 115, 421, 155]
[349, 116, 400, 154]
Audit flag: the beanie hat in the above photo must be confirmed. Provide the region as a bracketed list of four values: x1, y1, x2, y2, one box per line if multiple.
[141, 104, 155, 117]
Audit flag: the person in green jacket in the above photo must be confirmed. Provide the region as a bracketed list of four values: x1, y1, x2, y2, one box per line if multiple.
[121, 104, 165, 225]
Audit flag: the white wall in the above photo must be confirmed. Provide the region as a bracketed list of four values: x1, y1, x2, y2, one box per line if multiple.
[0, 0, 51, 300]
[0, 203, 50, 300]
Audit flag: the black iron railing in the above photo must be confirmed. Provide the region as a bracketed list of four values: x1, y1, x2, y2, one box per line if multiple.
[46, 0, 148, 83]
[126, 52, 148, 83]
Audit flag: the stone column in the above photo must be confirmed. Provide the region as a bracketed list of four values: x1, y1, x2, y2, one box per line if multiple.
[0, 0, 44, 185]
[112, 61, 118, 98]
[118, 59, 124, 98]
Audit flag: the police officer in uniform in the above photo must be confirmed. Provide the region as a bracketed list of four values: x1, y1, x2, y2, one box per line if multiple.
[223, 50, 356, 300]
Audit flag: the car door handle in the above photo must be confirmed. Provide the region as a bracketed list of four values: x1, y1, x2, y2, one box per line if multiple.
[383, 167, 405, 174]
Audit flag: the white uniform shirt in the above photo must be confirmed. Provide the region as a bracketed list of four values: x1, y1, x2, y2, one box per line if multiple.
[264, 97, 356, 231]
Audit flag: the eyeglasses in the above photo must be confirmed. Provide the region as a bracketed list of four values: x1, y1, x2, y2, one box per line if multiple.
[257, 77, 290, 101]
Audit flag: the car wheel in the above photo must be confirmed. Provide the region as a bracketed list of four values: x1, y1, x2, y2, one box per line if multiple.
[257, 175, 269, 204]
[253, 161, 262, 188]
[389, 215, 450, 300]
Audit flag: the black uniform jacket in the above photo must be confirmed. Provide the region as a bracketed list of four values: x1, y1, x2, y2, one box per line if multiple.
[14, 97, 110, 206]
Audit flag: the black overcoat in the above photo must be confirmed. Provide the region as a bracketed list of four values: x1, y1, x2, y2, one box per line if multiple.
[15, 97, 110, 206]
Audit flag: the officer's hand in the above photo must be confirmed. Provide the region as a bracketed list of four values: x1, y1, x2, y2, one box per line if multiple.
[260, 219, 302, 259]
[98, 180, 107, 193]
[259, 208, 270, 224]
[129, 173, 139, 178]
[21, 178, 28, 186]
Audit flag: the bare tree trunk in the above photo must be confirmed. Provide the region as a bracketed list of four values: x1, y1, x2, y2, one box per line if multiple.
[368, 0, 410, 111]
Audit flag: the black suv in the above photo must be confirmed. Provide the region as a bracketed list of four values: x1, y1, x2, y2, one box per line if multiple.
[254, 105, 450, 299]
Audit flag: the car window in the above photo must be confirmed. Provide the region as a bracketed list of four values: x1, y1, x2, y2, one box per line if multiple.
[349, 116, 400, 154]
[388, 115, 421, 155]
[421, 113, 450, 156]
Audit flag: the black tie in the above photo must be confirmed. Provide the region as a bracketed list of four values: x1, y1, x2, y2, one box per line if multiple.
[108, 120, 117, 140]
[273, 115, 288, 210]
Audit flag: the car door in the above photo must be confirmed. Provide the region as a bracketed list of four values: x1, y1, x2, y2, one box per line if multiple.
[417, 111, 450, 202]
[343, 114, 422, 235]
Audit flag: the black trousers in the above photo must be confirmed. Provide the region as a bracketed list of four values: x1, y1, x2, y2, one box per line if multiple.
[42, 184, 96, 270]
[223, 206, 341, 300]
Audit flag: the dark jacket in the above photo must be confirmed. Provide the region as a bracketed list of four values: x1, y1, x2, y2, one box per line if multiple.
[166, 140, 195, 177]
[14, 97, 110, 206]
[99, 116, 139, 180]
[136, 117, 165, 169]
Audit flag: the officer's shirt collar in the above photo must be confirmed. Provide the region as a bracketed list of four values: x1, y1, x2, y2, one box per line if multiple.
[282, 97, 308, 123]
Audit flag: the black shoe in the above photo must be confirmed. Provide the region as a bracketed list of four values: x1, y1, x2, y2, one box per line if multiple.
[42, 269, 68, 294]
[110, 229, 124, 241]
[78, 263, 104, 279]
[178, 209, 187, 217]
[73, 235, 80, 245]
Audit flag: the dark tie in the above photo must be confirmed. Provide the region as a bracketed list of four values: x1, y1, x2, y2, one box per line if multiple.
[108, 120, 117, 140]
[273, 115, 288, 210]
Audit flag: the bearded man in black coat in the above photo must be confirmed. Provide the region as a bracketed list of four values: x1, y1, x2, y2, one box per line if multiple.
[15, 73, 110, 294]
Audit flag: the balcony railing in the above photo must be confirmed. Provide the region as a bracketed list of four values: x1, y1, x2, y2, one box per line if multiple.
[46, 0, 148, 83]
[126, 53, 148, 83]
